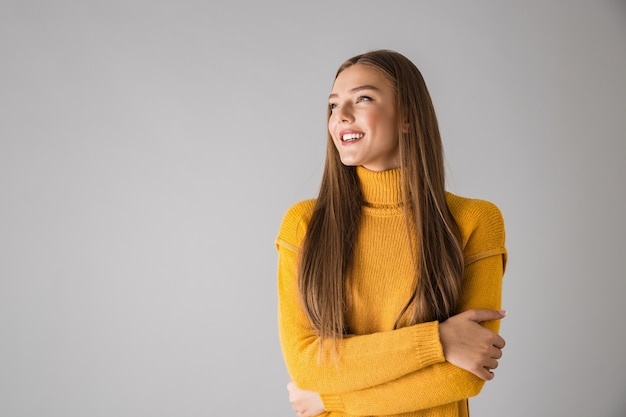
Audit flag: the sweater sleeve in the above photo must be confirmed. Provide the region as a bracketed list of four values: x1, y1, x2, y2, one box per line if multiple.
[319, 200, 507, 415]
[277, 201, 446, 394]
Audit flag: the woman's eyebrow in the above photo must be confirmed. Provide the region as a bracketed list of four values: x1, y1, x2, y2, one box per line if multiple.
[328, 84, 381, 99]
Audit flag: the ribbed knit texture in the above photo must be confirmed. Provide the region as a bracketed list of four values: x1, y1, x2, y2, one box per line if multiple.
[276, 166, 507, 417]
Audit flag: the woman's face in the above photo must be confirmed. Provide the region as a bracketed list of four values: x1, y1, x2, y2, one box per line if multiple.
[328, 64, 400, 171]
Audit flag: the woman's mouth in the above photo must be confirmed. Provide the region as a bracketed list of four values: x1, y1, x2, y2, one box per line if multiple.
[341, 132, 364, 142]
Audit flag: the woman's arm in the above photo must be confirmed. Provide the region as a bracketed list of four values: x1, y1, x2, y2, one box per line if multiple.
[288, 308, 504, 417]
[319, 252, 506, 415]
[277, 244, 446, 394]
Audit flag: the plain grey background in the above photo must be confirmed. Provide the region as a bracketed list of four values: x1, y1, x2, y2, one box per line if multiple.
[1, 1, 625, 416]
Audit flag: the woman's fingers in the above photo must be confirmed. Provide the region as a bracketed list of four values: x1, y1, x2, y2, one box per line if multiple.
[492, 333, 506, 349]
[287, 381, 325, 417]
[439, 309, 507, 380]
[485, 357, 499, 370]
[491, 345, 503, 359]
[463, 309, 507, 323]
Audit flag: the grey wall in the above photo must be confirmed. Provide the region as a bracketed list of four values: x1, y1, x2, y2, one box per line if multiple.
[1, 1, 625, 416]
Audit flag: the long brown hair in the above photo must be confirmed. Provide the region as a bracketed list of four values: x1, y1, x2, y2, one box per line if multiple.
[298, 49, 464, 350]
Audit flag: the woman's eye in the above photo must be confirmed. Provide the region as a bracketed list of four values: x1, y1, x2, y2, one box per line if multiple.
[357, 95, 373, 103]
[328, 103, 338, 111]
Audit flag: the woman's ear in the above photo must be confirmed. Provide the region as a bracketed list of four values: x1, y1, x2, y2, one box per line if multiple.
[402, 122, 409, 133]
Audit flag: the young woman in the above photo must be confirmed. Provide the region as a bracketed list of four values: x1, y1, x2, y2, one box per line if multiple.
[276, 50, 507, 417]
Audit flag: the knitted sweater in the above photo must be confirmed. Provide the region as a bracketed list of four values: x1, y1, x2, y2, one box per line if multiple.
[276, 166, 507, 417]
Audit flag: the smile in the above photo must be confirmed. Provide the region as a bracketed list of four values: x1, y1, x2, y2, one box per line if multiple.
[341, 133, 364, 141]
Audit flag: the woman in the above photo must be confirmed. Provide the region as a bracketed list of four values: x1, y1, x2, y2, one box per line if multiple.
[276, 50, 507, 417]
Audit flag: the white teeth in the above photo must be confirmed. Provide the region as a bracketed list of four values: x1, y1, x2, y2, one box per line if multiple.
[342, 133, 364, 141]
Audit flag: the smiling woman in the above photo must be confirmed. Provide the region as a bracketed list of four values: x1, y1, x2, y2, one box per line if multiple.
[276, 50, 507, 417]
[327, 66, 400, 171]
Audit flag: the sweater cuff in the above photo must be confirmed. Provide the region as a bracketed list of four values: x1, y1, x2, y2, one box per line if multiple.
[320, 393, 344, 412]
[413, 321, 445, 368]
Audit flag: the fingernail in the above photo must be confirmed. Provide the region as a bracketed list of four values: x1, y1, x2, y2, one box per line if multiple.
[500, 310, 507, 316]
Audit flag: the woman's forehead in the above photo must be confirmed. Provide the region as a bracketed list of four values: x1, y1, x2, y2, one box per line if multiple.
[331, 64, 393, 95]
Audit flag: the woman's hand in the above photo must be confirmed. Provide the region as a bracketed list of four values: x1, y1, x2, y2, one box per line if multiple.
[287, 381, 325, 417]
[439, 309, 506, 380]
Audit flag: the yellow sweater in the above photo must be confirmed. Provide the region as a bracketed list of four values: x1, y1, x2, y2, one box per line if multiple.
[276, 166, 507, 417]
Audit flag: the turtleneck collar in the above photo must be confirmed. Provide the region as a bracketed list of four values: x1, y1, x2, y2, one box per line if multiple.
[356, 165, 404, 207]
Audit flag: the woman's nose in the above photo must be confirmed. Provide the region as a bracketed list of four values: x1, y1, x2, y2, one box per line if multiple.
[334, 104, 354, 123]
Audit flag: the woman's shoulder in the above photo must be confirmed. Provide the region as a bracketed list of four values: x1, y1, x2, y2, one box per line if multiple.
[445, 192, 504, 226]
[445, 192, 506, 256]
[276, 199, 317, 252]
